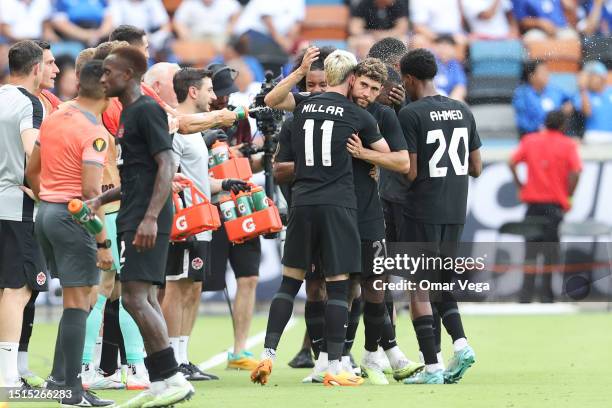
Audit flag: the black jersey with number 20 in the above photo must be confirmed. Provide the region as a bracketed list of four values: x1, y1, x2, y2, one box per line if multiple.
[400, 95, 482, 225]
[291, 92, 382, 209]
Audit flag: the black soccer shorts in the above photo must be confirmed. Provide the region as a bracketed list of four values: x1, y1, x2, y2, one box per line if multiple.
[282, 205, 361, 277]
[0, 220, 48, 291]
[166, 240, 211, 282]
[119, 231, 170, 286]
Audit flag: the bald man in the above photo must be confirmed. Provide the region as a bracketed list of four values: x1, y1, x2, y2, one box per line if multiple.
[143, 63, 181, 110]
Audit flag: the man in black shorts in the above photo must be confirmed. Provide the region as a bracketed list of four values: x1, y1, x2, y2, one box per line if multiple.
[397, 49, 482, 385]
[90, 46, 194, 407]
[251, 49, 390, 387]
[0, 40, 46, 390]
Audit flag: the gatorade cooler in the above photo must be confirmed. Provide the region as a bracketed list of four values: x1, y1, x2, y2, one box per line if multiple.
[224, 189, 282, 244]
[208, 141, 253, 181]
[171, 180, 221, 241]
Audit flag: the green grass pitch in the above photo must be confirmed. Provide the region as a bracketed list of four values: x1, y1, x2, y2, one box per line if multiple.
[10, 312, 612, 408]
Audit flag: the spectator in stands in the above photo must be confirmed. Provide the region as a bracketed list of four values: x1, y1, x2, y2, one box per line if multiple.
[513, 0, 579, 41]
[233, 0, 305, 54]
[53, 54, 78, 101]
[348, 0, 409, 59]
[174, 0, 242, 52]
[461, 0, 520, 39]
[574, 61, 612, 144]
[513, 60, 573, 137]
[433, 35, 467, 101]
[51, 0, 114, 46]
[577, 0, 612, 36]
[108, 0, 171, 35]
[0, 0, 55, 41]
[410, 0, 467, 45]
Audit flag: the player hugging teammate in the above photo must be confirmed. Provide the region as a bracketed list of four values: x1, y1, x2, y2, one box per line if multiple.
[254, 43, 482, 386]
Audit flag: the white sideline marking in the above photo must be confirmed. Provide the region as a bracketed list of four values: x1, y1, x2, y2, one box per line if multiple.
[198, 317, 297, 371]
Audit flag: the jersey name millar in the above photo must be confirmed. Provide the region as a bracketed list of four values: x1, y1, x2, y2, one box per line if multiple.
[400, 95, 481, 225]
[290, 92, 382, 209]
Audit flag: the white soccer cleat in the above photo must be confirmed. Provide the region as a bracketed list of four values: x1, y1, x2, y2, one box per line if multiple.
[126, 363, 150, 390]
[302, 353, 328, 383]
[376, 348, 393, 374]
[81, 363, 125, 390]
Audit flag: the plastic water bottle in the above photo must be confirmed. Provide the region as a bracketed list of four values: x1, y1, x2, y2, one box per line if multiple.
[68, 199, 103, 235]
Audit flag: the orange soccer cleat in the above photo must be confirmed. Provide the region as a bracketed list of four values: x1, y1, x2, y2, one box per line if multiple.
[323, 371, 365, 387]
[250, 359, 273, 385]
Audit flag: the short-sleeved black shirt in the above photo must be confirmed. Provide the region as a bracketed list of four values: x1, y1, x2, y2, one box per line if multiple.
[291, 92, 382, 209]
[351, 0, 408, 30]
[399, 95, 482, 225]
[354, 102, 407, 241]
[116, 95, 173, 234]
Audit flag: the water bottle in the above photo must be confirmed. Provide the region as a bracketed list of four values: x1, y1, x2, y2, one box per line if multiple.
[68, 199, 104, 235]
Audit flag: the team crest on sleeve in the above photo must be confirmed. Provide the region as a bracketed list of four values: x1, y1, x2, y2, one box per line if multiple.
[36, 272, 46, 286]
[191, 257, 204, 270]
[93, 138, 107, 152]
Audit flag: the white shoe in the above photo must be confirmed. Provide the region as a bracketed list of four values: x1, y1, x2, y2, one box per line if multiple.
[376, 348, 393, 374]
[126, 363, 150, 390]
[302, 353, 328, 383]
[81, 364, 124, 390]
[141, 373, 194, 408]
[418, 351, 446, 371]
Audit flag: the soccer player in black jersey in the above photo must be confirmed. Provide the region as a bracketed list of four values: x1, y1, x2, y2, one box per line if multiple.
[88, 46, 194, 406]
[251, 49, 391, 387]
[397, 49, 482, 385]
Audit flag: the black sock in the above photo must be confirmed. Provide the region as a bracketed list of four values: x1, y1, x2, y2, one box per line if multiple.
[100, 299, 120, 375]
[50, 315, 65, 382]
[325, 280, 349, 362]
[384, 290, 396, 335]
[119, 330, 127, 366]
[264, 276, 302, 350]
[145, 347, 178, 381]
[412, 315, 437, 365]
[380, 307, 397, 351]
[61, 308, 88, 391]
[305, 300, 325, 359]
[436, 298, 466, 342]
[19, 291, 38, 352]
[363, 301, 385, 352]
[343, 297, 361, 356]
[432, 303, 442, 354]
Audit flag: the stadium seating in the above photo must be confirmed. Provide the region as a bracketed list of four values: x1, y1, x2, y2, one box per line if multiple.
[526, 39, 582, 72]
[172, 40, 216, 67]
[469, 40, 524, 78]
[301, 5, 350, 40]
[470, 104, 518, 139]
[467, 76, 520, 105]
[582, 36, 612, 69]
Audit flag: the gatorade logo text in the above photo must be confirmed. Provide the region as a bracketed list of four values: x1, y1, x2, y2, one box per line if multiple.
[175, 215, 188, 231]
[238, 203, 247, 214]
[242, 218, 256, 233]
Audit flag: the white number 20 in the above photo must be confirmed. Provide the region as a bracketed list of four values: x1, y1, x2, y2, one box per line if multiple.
[304, 119, 334, 167]
[426, 127, 469, 178]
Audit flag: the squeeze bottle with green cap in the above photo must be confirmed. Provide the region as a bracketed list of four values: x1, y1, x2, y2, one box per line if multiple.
[68, 199, 103, 235]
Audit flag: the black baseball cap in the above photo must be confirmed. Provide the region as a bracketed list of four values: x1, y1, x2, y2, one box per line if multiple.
[206, 63, 239, 97]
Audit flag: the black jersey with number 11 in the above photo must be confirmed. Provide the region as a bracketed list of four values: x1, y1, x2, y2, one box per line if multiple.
[291, 92, 382, 209]
[399, 95, 482, 225]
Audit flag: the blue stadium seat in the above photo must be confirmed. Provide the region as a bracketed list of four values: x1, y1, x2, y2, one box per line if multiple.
[469, 40, 524, 78]
[312, 39, 348, 50]
[467, 76, 520, 105]
[51, 41, 85, 60]
[549, 73, 578, 96]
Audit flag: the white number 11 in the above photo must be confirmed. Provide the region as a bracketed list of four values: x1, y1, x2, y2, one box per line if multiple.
[304, 119, 335, 167]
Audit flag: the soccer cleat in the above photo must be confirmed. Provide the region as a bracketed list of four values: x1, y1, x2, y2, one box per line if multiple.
[288, 348, 315, 369]
[82, 365, 125, 390]
[126, 363, 150, 390]
[402, 369, 444, 384]
[443, 346, 476, 384]
[376, 348, 393, 374]
[60, 390, 115, 407]
[43, 375, 65, 390]
[21, 371, 46, 388]
[179, 363, 214, 381]
[323, 371, 365, 386]
[186, 362, 219, 380]
[227, 350, 259, 371]
[302, 353, 328, 383]
[250, 359, 273, 385]
[142, 373, 195, 408]
[360, 360, 389, 385]
[392, 360, 425, 382]
[116, 390, 156, 408]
